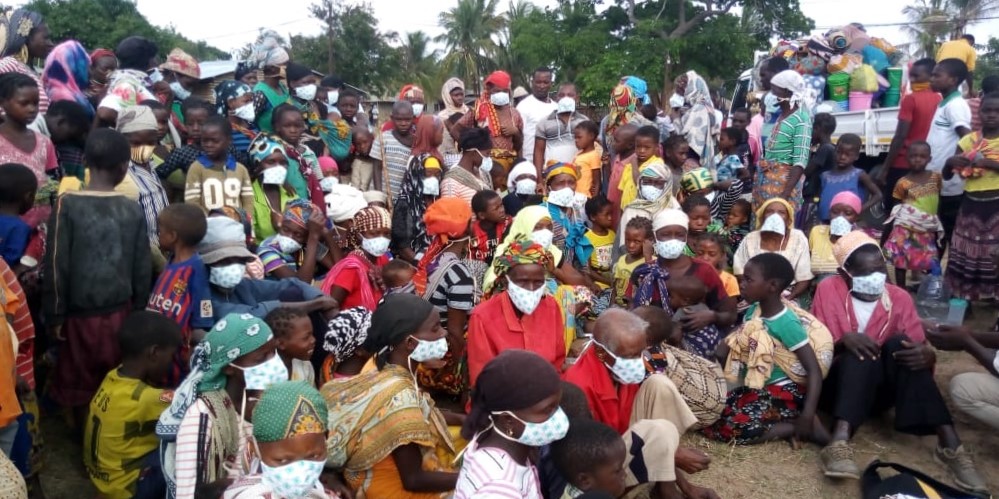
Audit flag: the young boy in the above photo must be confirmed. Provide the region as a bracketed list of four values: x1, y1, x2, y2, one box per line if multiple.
[573, 120, 602, 198]
[800, 113, 837, 230]
[43, 128, 152, 426]
[663, 134, 698, 183]
[382, 259, 417, 295]
[155, 99, 220, 202]
[667, 275, 721, 360]
[714, 128, 747, 182]
[348, 126, 375, 191]
[927, 58, 973, 255]
[265, 307, 316, 387]
[43, 100, 91, 181]
[818, 133, 882, 223]
[607, 123, 638, 227]
[470, 189, 510, 265]
[611, 216, 652, 307]
[84, 311, 181, 499]
[723, 199, 752, 264]
[147, 204, 212, 386]
[695, 233, 740, 299]
[551, 419, 628, 499]
[183, 116, 254, 215]
[584, 195, 615, 291]
[0, 163, 36, 267]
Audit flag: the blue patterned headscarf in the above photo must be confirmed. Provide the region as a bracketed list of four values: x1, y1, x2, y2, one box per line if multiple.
[214, 79, 252, 116]
[623, 76, 650, 105]
[249, 132, 287, 164]
[42, 40, 95, 118]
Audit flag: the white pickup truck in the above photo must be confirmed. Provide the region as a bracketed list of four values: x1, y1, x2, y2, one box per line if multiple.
[728, 68, 900, 159]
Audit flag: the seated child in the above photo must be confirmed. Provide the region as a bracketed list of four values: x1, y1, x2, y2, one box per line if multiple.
[810, 191, 861, 280]
[469, 189, 510, 266]
[694, 233, 739, 299]
[383, 258, 416, 295]
[883, 141, 941, 287]
[147, 204, 212, 387]
[265, 308, 317, 387]
[84, 311, 182, 499]
[703, 253, 829, 446]
[723, 199, 752, 266]
[611, 216, 653, 307]
[667, 276, 721, 360]
[583, 195, 615, 292]
[551, 419, 628, 499]
[0, 163, 36, 267]
[714, 127, 748, 182]
[680, 167, 745, 221]
[348, 126, 375, 190]
[183, 116, 254, 214]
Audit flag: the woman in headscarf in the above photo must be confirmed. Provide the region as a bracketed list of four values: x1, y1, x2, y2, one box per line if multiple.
[322, 294, 458, 499]
[320, 206, 392, 311]
[157, 48, 201, 138]
[216, 80, 259, 154]
[323, 184, 368, 253]
[224, 381, 345, 498]
[391, 115, 445, 262]
[601, 78, 652, 154]
[86, 48, 117, 108]
[319, 307, 374, 384]
[754, 69, 814, 213]
[454, 350, 565, 499]
[234, 62, 258, 87]
[733, 198, 814, 302]
[0, 9, 53, 116]
[678, 71, 718, 170]
[248, 30, 291, 134]
[248, 133, 299, 241]
[437, 77, 467, 166]
[455, 71, 523, 173]
[158, 314, 289, 499]
[441, 127, 492, 203]
[618, 159, 681, 252]
[257, 199, 341, 282]
[631, 209, 737, 336]
[503, 159, 541, 217]
[541, 161, 594, 270]
[467, 238, 566, 386]
[96, 36, 158, 127]
[413, 198, 476, 399]
[42, 40, 93, 120]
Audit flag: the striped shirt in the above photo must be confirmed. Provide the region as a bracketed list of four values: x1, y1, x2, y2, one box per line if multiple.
[455, 442, 543, 499]
[371, 131, 412, 200]
[0, 259, 33, 389]
[129, 162, 169, 241]
[765, 108, 812, 168]
[709, 178, 745, 221]
[426, 255, 475, 330]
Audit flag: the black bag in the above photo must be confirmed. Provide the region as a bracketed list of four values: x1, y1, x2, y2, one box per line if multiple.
[861, 460, 988, 499]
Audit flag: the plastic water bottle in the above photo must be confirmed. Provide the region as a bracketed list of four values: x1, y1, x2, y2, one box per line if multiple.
[916, 261, 950, 324]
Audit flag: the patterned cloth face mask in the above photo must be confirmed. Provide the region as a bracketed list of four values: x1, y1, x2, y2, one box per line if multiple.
[830, 216, 852, 237]
[761, 213, 787, 236]
[261, 459, 325, 499]
[506, 278, 545, 315]
[409, 335, 448, 362]
[530, 229, 554, 250]
[655, 239, 686, 260]
[491, 407, 569, 447]
[593, 340, 647, 384]
[849, 271, 887, 297]
[209, 263, 246, 289]
[231, 353, 289, 391]
[547, 187, 575, 207]
[274, 234, 302, 254]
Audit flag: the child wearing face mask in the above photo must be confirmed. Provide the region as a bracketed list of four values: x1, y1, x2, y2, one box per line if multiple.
[810, 191, 863, 281]
[257, 200, 339, 283]
[321, 206, 393, 311]
[148, 204, 213, 387]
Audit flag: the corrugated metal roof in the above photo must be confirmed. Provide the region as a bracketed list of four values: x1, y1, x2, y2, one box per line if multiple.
[199, 60, 238, 80]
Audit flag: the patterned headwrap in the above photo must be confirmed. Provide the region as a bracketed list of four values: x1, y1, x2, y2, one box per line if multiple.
[490, 238, 552, 294]
[42, 40, 94, 118]
[543, 160, 578, 183]
[640, 160, 670, 179]
[398, 84, 424, 101]
[323, 307, 372, 364]
[1, 9, 43, 61]
[415, 198, 473, 295]
[116, 105, 158, 134]
[623, 76, 650, 105]
[605, 83, 638, 137]
[159, 48, 201, 79]
[680, 167, 714, 193]
[249, 30, 290, 69]
[89, 48, 115, 64]
[252, 381, 328, 443]
[833, 230, 879, 268]
[282, 199, 315, 230]
[249, 133, 287, 165]
[484, 205, 561, 293]
[755, 198, 796, 230]
[350, 206, 391, 246]
[214, 80, 252, 116]
[234, 61, 255, 81]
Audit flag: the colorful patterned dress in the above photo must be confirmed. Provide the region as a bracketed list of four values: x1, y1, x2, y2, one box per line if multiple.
[884, 173, 942, 272]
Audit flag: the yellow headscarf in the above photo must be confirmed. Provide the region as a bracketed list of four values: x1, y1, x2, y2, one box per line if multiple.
[483, 205, 562, 292]
[754, 198, 795, 230]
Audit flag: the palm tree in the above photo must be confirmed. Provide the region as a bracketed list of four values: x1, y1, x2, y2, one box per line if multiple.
[437, 0, 506, 95]
[496, 0, 536, 87]
[902, 0, 999, 57]
[397, 31, 443, 102]
[946, 0, 999, 37]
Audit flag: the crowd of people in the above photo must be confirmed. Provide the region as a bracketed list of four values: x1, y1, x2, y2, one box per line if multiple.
[0, 7, 994, 499]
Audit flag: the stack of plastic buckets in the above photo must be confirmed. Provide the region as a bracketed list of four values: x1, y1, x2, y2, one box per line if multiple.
[882, 67, 903, 107]
[827, 72, 850, 112]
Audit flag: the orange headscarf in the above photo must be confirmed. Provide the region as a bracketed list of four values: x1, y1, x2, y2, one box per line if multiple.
[411, 115, 444, 163]
[414, 198, 473, 295]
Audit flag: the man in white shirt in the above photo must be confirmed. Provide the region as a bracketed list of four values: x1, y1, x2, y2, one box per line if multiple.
[516, 68, 557, 164]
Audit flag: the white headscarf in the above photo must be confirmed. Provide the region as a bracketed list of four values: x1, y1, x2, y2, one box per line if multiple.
[507, 160, 537, 192]
[325, 185, 368, 223]
[652, 208, 689, 231]
[770, 70, 817, 112]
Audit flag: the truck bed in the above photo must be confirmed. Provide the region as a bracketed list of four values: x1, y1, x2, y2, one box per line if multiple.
[829, 106, 899, 157]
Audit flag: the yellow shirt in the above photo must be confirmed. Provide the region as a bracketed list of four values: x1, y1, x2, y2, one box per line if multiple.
[84, 369, 172, 499]
[618, 155, 665, 210]
[937, 40, 977, 71]
[957, 133, 999, 193]
[585, 229, 616, 289]
[58, 169, 140, 200]
[720, 270, 740, 298]
[809, 225, 839, 275]
[574, 149, 602, 197]
[613, 254, 645, 306]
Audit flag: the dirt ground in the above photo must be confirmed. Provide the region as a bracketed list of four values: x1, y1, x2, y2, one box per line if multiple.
[35, 305, 999, 498]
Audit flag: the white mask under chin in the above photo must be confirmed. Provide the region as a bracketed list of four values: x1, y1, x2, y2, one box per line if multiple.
[761, 213, 787, 236]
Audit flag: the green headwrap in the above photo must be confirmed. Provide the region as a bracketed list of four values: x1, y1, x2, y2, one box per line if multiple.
[198, 313, 274, 392]
[252, 381, 329, 443]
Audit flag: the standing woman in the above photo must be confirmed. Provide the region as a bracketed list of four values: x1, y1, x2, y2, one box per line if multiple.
[86, 48, 117, 109]
[455, 350, 567, 499]
[541, 161, 593, 269]
[215, 80, 259, 155]
[438, 77, 467, 167]
[441, 127, 492, 203]
[0, 9, 53, 118]
[392, 115, 445, 263]
[754, 70, 814, 214]
[321, 206, 392, 311]
[455, 71, 523, 174]
[248, 30, 290, 134]
[42, 40, 94, 121]
[678, 71, 718, 169]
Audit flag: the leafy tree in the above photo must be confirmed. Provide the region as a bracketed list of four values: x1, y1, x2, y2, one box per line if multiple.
[437, 0, 506, 94]
[902, 0, 999, 57]
[24, 0, 228, 60]
[396, 31, 442, 99]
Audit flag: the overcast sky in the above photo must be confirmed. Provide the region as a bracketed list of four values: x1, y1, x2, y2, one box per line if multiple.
[9, 0, 999, 57]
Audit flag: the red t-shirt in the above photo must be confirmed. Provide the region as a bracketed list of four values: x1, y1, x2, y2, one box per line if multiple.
[562, 347, 639, 434]
[326, 254, 389, 310]
[893, 90, 943, 169]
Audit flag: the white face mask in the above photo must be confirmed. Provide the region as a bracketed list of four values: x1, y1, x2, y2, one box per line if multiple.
[169, 80, 191, 100]
[262, 166, 288, 185]
[593, 341, 647, 385]
[320, 176, 339, 192]
[761, 213, 787, 236]
[654, 239, 686, 260]
[412, 103, 425, 116]
[515, 178, 537, 195]
[261, 460, 324, 499]
[640, 184, 664, 201]
[490, 91, 511, 107]
[209, 263, 245, 289]
[233, 102, 256, 122]
[295, 84, 318, 101]
[530, 229, 554, 250]
[491, 407, 570, 447]
[850, 271, 887, 297]
[830, 216, 852, 237]
[506, 278, 545, 315]
[422, 176, 440, 196]
[556, 96, 576, 114]
[409, 335, 448, 362]
[232, 353, 289, 391]
[327, 90, 339, 105]
[274, 234, 302, 254]
[474, 150, 494, 174]
[547, 187, 575, 207]
[361, 236, 390, 257]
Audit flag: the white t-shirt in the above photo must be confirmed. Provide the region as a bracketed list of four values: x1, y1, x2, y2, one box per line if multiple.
[925, 93, 972, 196]
[851, 297, 878, 335]
[516, 95, 557, 162]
